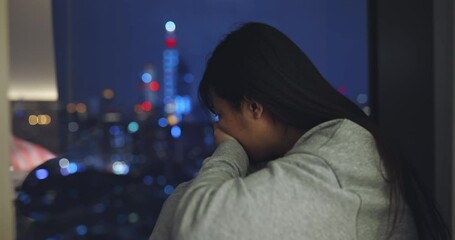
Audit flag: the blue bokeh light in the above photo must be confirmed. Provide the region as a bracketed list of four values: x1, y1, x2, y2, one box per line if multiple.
[35, 169, 49, 180]
[184, 73, 194, 83]
[174, 96, 191, 115]
[158, 117, 168, 127]
[15, 109, 25, 117]
[18, 192, 31, 204]
[76, 225, 88, 236]
[94, 203, 105, 213]
[356, 94, 368, 104]
[127, 121, 139, 133]
[112, 161, 129, 175]
[143, 175, 154, 185]
[164, 185, 174, 195]
[60, 167, 70, 176]
[109, 125, 122, 136]
[165, 21, 176, 32]
[171, 126, 181, 138]
[68, 163, 78, 174]
[141, 72, 152, 83]
[111, 136, 126, 148]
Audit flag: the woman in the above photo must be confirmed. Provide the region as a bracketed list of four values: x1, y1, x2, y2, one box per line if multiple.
[150, 22, 449, 239]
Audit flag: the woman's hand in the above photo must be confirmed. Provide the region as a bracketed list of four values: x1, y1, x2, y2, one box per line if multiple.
[213, 123, 236, 145]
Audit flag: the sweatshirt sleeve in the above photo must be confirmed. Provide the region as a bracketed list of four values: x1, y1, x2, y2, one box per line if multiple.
[169, 139, 359, 240]
[149, 181, 192, 240]
[171, 139, 251, 239]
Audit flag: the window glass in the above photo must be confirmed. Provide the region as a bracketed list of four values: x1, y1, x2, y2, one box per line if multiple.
[11, 1, 368, 239]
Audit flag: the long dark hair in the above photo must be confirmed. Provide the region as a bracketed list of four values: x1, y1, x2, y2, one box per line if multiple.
[198, 22, 450, 239]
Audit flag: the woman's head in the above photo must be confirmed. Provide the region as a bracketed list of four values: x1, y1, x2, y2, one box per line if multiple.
[199, 22, 369, 159]
[199, 22, 369, 130]
[210, 91, 305, 162]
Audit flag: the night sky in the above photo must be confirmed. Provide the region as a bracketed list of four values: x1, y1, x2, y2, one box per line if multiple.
[52, 0, 368, 118]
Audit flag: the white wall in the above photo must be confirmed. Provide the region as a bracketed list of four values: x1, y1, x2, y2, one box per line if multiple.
[0, 0, 15, 238]
[8, 0, 57, 101]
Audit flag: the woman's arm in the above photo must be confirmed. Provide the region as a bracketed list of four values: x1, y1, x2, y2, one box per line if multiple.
[149, 180, 192, 240]
[171, 139, 251, 240]
[169, 139, 358, 240]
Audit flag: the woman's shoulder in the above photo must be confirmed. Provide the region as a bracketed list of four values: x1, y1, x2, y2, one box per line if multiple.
[287, 118, 375, 155]
[282, 118, 384, 190]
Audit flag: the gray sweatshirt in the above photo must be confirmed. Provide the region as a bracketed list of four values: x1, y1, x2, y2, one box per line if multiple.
[149, 119, 417, 240]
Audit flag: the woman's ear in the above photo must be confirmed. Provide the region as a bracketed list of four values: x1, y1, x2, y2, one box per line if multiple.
[243, 99, 264, 119]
